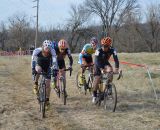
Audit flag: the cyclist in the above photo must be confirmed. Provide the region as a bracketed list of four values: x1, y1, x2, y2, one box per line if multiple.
[52, 39, 73, 91]
[92, 36, 119, 103]
[31, 40, 58, 108]
[78, 37, 98, 85]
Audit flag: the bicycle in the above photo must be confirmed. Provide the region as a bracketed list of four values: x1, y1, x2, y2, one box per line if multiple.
[33, 71, 52, 119]
[76, 64, 94, 95]
[52, 67, 72, 105]
[95, 70, 122, 112]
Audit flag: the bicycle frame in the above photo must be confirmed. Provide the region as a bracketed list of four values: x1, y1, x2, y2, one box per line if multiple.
[96, 70, 122, 112]
[53, 68, 72, 105]
[82, 65, 94, 94]
[55, 68, 72, 89]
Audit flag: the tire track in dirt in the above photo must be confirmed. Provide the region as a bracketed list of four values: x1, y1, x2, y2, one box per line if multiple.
[0, 58, 107, 130]
[0, 63, 72, 130]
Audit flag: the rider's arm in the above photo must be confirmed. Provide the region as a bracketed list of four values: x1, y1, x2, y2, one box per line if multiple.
[31, 48, 42, 69]
[112, 49, 119, 69]
[66, 49, 73, 67]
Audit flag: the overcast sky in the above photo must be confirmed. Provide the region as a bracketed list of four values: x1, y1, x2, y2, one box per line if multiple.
[0, 0, 159, 27]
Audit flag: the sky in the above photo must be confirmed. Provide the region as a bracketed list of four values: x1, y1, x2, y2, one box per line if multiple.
[0, 0, 159, 27]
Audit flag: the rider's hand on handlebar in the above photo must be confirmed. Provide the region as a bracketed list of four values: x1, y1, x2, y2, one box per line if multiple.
[32, 68, 37, 75]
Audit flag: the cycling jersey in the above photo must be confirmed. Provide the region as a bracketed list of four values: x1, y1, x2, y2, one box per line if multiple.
[94, 47, 119, 69]
[78, 43, 96, 64]
[31, 47, 58, 71]
[81, 43, 95, 55]
[52, 42, 73, 67]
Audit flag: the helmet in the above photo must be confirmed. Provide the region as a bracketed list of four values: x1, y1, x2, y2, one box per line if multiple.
[58, 39, 68, 49]
[90, 37, 98, 45]
[51, 40, 56, 49]
[101, 37, 112, 46]
[43, 40, 52, 49]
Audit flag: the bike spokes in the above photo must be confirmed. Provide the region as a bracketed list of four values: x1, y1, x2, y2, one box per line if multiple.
[60, 78, 67, 105]
[38, 83, 46, 118]
[104, 83, 117, 112]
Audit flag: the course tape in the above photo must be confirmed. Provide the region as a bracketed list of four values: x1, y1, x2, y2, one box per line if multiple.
[110, 58, 146, 68]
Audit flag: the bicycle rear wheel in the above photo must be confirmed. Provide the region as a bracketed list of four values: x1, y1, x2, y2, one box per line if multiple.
[104, 83, 117, 112]
[59, 78, 67, 105]
[39, 83, 46, 118]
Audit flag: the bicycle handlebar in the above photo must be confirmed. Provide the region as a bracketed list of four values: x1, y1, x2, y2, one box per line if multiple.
[101, 70, 123, 80]
[54, 67, 72, 76]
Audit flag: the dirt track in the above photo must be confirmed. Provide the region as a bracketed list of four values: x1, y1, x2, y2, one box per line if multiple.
[0, 56, 160, 130]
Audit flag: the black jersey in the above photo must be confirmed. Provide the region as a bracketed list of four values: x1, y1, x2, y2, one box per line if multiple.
[94, 47, 119, 68]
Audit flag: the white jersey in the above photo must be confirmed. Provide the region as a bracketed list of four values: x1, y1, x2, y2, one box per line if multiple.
[31, 47, 58, 69]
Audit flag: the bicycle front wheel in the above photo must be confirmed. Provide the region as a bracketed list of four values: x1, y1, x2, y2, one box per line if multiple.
[104, 83, 117, 112]
[59, 78, 67, 105]
[39, 83, 46, 118]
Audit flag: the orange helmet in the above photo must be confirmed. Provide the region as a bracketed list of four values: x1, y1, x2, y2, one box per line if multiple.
[101, 37, 112, 46]
[58, 39, 68, 49]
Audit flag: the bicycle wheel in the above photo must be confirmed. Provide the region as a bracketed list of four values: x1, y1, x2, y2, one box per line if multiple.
[104, 83, 117, 112]
[59, 78, 67, 105]
[39, 83, 46, 118]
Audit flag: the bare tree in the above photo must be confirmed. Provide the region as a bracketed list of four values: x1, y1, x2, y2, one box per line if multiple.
[114, 11, 143, 52]
[8, 13, 32, 50]
[84, 0, 139, 38]
[66, 4, 89, 52]
[0, 22, 8, 50]
[135, 3, 160, 52]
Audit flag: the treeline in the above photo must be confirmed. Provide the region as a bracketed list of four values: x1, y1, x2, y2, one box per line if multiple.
[0, 0, 160, 52]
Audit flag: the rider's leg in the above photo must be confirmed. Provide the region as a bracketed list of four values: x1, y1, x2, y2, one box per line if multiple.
[92, 76, 101, 96]
[80, 58, 87, 85]
[33, 66, 42, 95]
[78, 53, 85, 76]
[35, 65, 41, 82]
[92, 65, 101, 103]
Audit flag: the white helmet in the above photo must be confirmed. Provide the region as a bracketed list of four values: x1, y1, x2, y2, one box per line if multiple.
[43, 40, 52, 49]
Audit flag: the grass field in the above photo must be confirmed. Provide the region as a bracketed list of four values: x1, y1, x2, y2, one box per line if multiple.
[0, 53, 160, 130]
